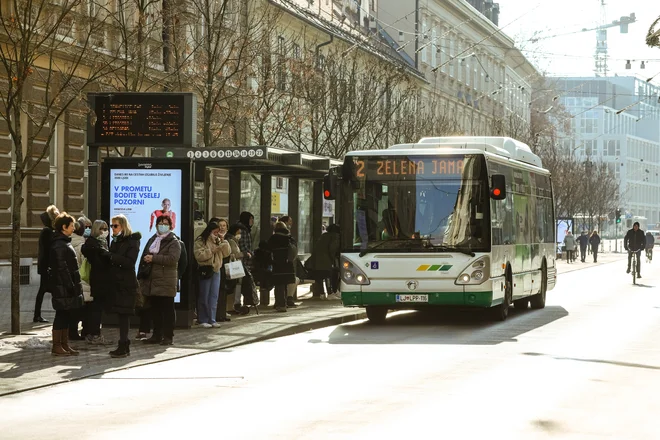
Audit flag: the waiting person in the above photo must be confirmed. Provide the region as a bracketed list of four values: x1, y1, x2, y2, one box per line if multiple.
[279, 215, 299, 307]
[34, 204, 59, 323]
[81, 220, 114, 345]
[49, 212, 84, 356]
[149, 198, 177, 232]
[225, 223, 247, 313]
[576, 231, 589, 263]
[193, 221, 230, 328]
[624, 221, 645, 277]
[237, 211, 255, 265]
[305, 224, 341, 300]
[589, 230, 601, 263]
[106, 214, 141, 358]
[69, 216, 92, 340]
[253, 240, 273, 306]
[213, 218, 232, 321]
[267, 222, 297, 312]
[563, 230, 576, 264]
[138, 216, 181, 346]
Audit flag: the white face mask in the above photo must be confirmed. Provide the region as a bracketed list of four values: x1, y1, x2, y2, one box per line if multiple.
[99, 231, 109, 239]
[157, 225, 170, 234]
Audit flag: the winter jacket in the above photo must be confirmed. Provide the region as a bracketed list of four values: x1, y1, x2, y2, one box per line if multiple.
[81, 236, 113, 300]
[70, 233, 91, 300]
[624, 228, 646, 252]
[563, 234, 577, 251]
[576, 234, 589, 249]
[236, 211, 254, 263]
[306, 231, 339, 272]
[267, 231, 298, 286]
[108, 232, 142, 315]
[224, 233, 243, 261]
[139, 233, 181, 298]
[589, 233, 601, 251]
[37, 212, 54, 276]
[645, 233, 655, 250]
[194, 235, 231, 273]
[174, 234, 188, 279]
[48, 232, 83, 311]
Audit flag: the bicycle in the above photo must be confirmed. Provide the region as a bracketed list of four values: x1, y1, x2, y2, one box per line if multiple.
[630, 250, 639, 285]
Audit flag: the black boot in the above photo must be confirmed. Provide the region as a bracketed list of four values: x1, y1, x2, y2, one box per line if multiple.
[286, 297, 298, 308]
[109, 340, 130, 358]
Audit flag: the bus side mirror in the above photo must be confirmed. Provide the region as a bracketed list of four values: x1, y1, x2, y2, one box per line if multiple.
[490, 174, 506, 200]
[323, 174, 337, 200]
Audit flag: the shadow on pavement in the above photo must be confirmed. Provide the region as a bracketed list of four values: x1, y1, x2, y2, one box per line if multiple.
[522, 352, 660, 371]
[317, 306, 569, 346]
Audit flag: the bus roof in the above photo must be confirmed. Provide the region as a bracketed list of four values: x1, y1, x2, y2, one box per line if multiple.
[346, 136, 543, 168]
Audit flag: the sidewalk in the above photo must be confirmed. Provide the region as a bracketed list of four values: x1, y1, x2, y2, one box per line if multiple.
[0, 251, 628, 397]
[0, 284, 364, 396]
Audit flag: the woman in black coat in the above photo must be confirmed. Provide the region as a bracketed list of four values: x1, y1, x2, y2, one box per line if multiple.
[107, 214, 141, 358]
[49, 212, 84, 356]
[589, 230, 601, 263]
[81, 219, 114, 344]
[266, 222, 297, 312]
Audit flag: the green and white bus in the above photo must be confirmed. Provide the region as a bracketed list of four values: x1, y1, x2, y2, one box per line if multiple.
[328, 136, 557, 323]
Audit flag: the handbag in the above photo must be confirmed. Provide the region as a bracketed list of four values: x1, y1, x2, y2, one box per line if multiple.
[225, 258, 246, 280]
[80, 257, 91, 283]
[198, 265, 214, 280]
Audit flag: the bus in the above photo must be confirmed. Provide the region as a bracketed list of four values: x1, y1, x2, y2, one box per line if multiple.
[326, 136, 557, 323]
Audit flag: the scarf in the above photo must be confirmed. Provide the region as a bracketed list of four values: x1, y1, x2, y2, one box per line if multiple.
[96, 235, 109, 250]
[149, 231, 171, 254]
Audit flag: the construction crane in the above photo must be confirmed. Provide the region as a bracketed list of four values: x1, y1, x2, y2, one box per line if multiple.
[591, 0, 636, 77]
[527, 1, 635, 77]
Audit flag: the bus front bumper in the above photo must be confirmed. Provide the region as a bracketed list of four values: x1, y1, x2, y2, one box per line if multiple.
[341, 291, 495, 308]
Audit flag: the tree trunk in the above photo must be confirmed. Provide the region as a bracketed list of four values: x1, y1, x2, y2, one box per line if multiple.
[10, 171, 24, 335]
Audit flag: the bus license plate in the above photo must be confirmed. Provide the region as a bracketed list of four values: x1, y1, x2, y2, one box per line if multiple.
[396, 294, 428, 303]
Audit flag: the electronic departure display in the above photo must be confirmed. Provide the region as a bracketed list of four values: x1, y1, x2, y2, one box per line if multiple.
[87, 93, 196, 148]
[352, 156, 471, 179]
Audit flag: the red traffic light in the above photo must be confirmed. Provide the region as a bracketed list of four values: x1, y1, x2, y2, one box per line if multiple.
[324, 190, 331, 198]
[492, 188, 501, 197]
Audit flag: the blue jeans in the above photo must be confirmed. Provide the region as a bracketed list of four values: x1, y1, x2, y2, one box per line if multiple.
[198, 271, 221, 324]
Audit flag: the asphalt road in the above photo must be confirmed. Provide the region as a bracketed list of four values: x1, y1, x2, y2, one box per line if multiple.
[2, 258, 659, 439]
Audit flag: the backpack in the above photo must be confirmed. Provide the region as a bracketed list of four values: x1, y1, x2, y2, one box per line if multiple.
[177, 238, 188, 279]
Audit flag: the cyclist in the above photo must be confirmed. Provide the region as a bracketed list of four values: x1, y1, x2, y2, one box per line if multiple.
[624, 221, 645, 278]
[645, 231, 655, 262]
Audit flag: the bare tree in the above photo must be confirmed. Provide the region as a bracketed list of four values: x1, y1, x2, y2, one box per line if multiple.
[0, 0, 122, 333]
[647, 16, 660, 48]
[170, 0, 280, 147]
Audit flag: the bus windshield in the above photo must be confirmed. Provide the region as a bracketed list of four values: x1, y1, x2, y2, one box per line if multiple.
[344, 154, 490, 253]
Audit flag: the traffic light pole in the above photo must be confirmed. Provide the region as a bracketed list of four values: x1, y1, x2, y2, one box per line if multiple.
[615, 221, 618, 253]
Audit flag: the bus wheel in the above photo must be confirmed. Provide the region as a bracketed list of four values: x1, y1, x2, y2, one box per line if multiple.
[366, 306, 388, 324]
[491, 271, 512, 321]
[530, 263, 547, 310]
[513, 298, 529, 310]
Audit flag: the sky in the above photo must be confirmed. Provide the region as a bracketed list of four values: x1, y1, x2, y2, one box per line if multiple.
[499, 0, 660, 82]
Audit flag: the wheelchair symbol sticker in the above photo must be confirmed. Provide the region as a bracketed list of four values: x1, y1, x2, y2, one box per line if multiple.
[370, 262, 379, 270]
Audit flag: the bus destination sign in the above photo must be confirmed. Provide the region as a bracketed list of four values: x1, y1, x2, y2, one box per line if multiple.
[353, 156, 467, 179]
[87, 93, 196, 148]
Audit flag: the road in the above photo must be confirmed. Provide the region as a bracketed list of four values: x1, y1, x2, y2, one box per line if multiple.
[2, 258, 659, 439]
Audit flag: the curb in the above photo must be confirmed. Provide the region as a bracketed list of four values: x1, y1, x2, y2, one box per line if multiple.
[0, 309, 367, 397]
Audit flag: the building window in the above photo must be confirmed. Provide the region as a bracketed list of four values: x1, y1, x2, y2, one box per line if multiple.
[431, 29, 437, 68]
[420, 20, 427, 64]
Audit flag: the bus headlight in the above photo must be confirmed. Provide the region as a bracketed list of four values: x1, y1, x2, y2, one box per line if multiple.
[341, 257, 370, 285]
[456, 256, 489, 285]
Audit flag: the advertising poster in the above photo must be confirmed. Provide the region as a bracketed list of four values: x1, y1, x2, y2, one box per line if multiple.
[110, 168, 183, 302]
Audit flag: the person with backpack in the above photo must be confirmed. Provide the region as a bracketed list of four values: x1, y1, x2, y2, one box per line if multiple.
[305, 224, 341, 299]
[267, 222, 298, 312]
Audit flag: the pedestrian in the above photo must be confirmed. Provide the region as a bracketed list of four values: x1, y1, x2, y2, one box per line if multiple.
[106, 214, 141, 358]
[34, 204, 59, 323]
[69, 216, 92, 340]
[563, 230, 576, 263]
[267, 221, 297, 312]
[213, 218, 232, 321]
[48, 212, 84, 356]
[624, 221, 645, 277]
[193, 221, 230, 328]
[576, 231, 589, 263]
[278, 215, 299, 307]
[645, 231, 655, 261]
[305, 224, 341, 300]
[225, 223, 248, 313]
[252, 240, 273, 305]
[81, 220, 114, 345]
[138, 215, 181, 346]
[589, 230, 601, 263]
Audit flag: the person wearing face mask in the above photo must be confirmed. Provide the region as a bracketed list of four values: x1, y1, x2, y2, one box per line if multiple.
[137, 216, 181, 345]
[225, 223, 248, 314]
[68, 216, 92, 341]
[81, 220, 114, 345]
[48, 212, 84, 356]
[105, 214, 141, 358]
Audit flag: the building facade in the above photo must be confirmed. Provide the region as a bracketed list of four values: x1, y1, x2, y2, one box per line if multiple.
[555, 76, 660, 225]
